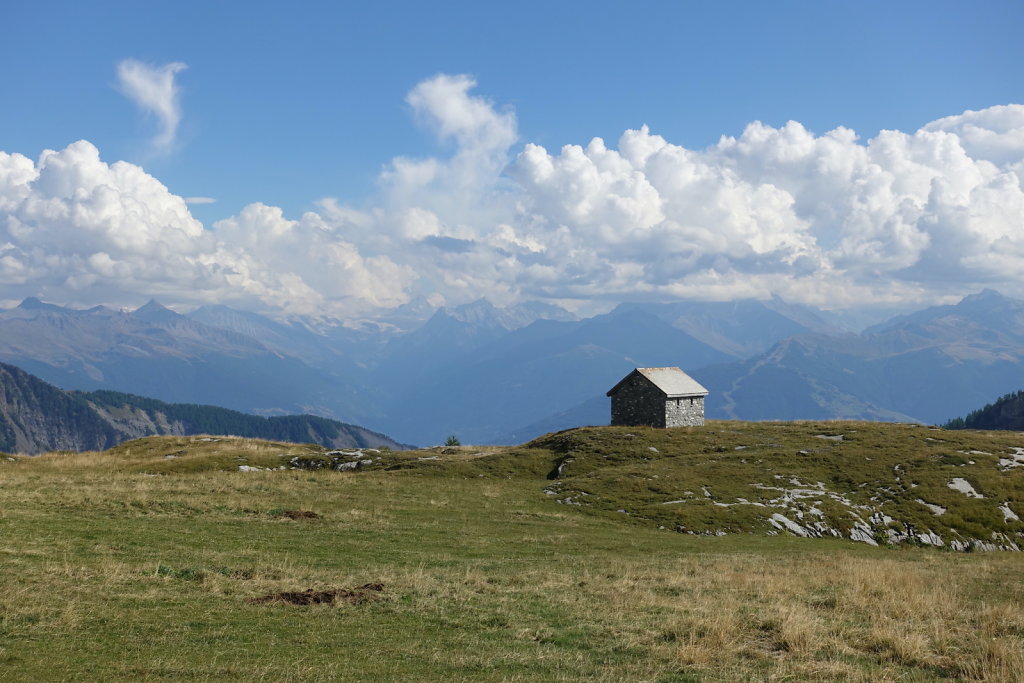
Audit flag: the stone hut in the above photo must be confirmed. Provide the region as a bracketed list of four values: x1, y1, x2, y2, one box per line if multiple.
[606, 367, 709, 428]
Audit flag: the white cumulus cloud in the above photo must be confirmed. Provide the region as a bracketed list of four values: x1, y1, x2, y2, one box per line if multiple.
[491, 105, 1024, 308]
[0, 141, 409, 315]
[382, 74, 517, 224]
[2, 73, 1024, 317]
[922, 104, 1024, 167]
[116, 59, 188, 153]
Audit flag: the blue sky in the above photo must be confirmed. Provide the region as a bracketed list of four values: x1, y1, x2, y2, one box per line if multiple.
[0, 1, 1022, 317]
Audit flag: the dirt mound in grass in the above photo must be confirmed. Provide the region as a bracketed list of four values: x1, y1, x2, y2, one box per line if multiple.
[249, 583, 384, 605]
[273, 509, 320, 520]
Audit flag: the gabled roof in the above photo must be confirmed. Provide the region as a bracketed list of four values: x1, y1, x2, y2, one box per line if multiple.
[606, 367, 709, 398]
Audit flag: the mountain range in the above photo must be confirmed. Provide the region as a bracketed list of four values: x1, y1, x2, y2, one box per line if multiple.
[698, 289, 1024, 426]
[1, 290, 1022, 446]
[0, 297, 370, 422]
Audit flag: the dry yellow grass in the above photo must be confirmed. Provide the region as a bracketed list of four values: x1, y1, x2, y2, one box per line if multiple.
[592, 554, 1024, 681]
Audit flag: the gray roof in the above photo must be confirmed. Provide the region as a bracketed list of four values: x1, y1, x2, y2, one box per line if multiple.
[607, 367, 709, 398]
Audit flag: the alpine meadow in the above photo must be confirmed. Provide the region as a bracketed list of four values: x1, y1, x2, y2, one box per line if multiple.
[2, 424, 1023, 680]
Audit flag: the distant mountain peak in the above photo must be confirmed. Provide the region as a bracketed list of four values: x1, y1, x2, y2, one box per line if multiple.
[136, 298, 170, 313]
[133, 299, 183, 323]
[447, 298, 498, 320]
[17, 297, 65, 312]
[958, 289, 1014, 309]
[442, 298, 576, 329]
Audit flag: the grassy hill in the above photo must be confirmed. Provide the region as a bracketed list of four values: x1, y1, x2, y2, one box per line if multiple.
[1, 422, 1022, 680]
[530, 422, 1024, 551]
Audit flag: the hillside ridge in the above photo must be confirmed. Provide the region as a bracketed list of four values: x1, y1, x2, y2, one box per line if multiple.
[0, 362, 408, 453]
[944, 390, 1024, 431]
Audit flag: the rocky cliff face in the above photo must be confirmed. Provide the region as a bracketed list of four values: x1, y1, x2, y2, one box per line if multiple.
[0, 363, 118, 453]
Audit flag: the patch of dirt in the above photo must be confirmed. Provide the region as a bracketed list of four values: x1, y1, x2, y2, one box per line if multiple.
[248, 583, 384, 605]
[274, 509, 320, 520]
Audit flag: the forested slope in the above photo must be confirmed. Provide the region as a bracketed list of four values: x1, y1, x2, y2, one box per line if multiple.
[0, 362, 408, 453]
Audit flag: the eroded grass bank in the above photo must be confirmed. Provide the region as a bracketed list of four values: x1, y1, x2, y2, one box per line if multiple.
[0, 435, 1022, 681]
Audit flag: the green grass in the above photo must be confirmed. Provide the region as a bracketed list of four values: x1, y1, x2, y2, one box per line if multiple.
[0, 425, 1022, 681]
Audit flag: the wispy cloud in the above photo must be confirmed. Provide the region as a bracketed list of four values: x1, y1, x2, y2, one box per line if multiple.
[184, 196, 216, 205]
[116, 59, 187, 153]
